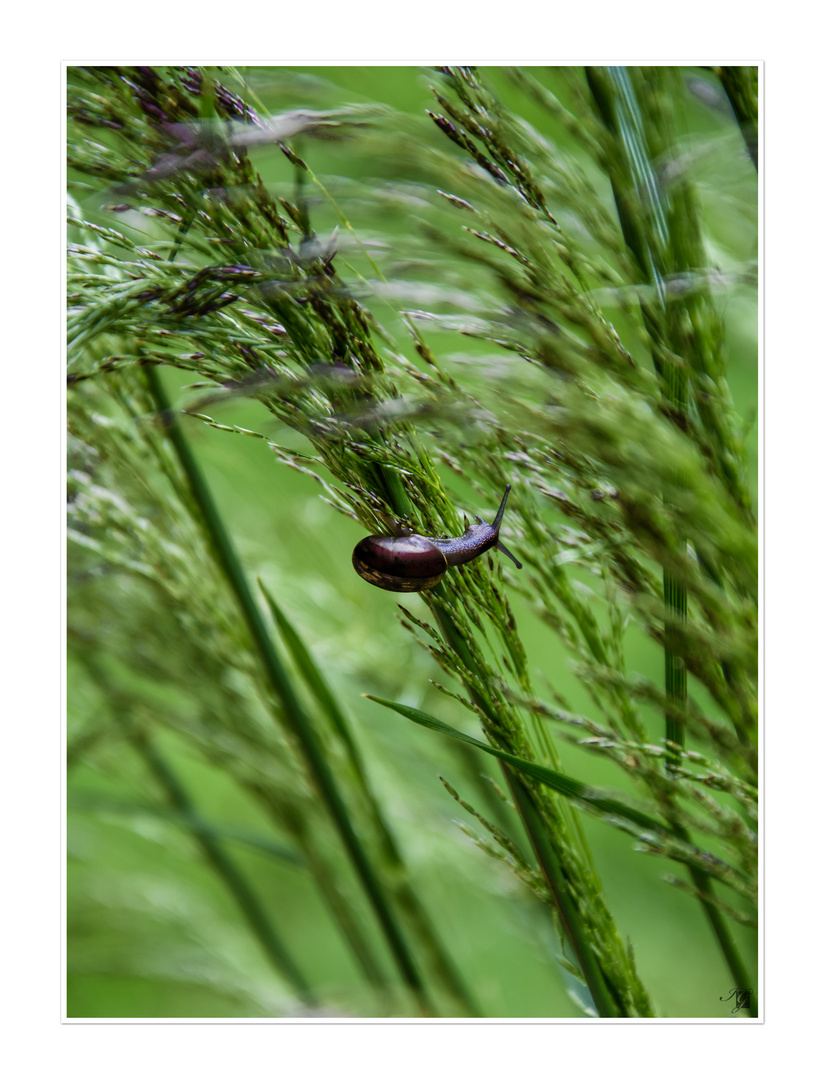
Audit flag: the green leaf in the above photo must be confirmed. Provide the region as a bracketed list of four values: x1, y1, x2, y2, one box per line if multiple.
[365, 694, 668, 836]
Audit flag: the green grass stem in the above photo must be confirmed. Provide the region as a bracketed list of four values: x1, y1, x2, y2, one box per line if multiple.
[143, 363, 436, 1015]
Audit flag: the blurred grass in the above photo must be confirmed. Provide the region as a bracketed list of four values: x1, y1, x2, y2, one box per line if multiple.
[67, 64, 757, 1018]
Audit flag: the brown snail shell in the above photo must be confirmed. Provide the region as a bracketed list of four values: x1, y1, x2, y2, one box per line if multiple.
[352, 485, 521, 593]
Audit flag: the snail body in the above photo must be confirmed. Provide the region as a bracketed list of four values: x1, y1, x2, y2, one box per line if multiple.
[353, 485, 522, 593]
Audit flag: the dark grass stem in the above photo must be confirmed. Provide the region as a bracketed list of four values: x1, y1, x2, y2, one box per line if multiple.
[429, 599, 648, 1017]
[504, 769, 620, 1017]
[681, 846, 757, 1016]
[260, 586, 481, 1016]
[143, 364, 437, 1016]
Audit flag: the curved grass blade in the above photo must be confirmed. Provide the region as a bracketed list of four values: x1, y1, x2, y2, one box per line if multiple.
[365, 694, 667, 834]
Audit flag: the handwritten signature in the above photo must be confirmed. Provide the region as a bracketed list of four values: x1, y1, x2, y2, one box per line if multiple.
[720, 987, 753, 1014]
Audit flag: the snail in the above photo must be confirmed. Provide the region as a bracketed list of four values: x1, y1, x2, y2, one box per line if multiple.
[352, 484, 522, 592]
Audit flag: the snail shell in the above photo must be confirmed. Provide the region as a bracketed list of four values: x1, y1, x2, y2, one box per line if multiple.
[352, 485, 521, 593]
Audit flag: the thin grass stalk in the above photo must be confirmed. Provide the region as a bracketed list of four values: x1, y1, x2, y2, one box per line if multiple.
[73, 649, 316, 1004]
[585, 65, 689, 766]
[134, 729, 317, 1004]
[150, 176, 437, 1010]
[714, 66, 759, 170]
[680, 846, 756, 1016]
[142, 363, 436, 1015]
[584, 64, 755, 997]
[261, 586, 481, 1016]
[429, 598, 643, 1017]
[149, 190, 397, 998]
[66, 796, 303, 868]
[418, 68, 656, 1017]
[70, 389, 398, 1000]
[503, 768, 619, 1016]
